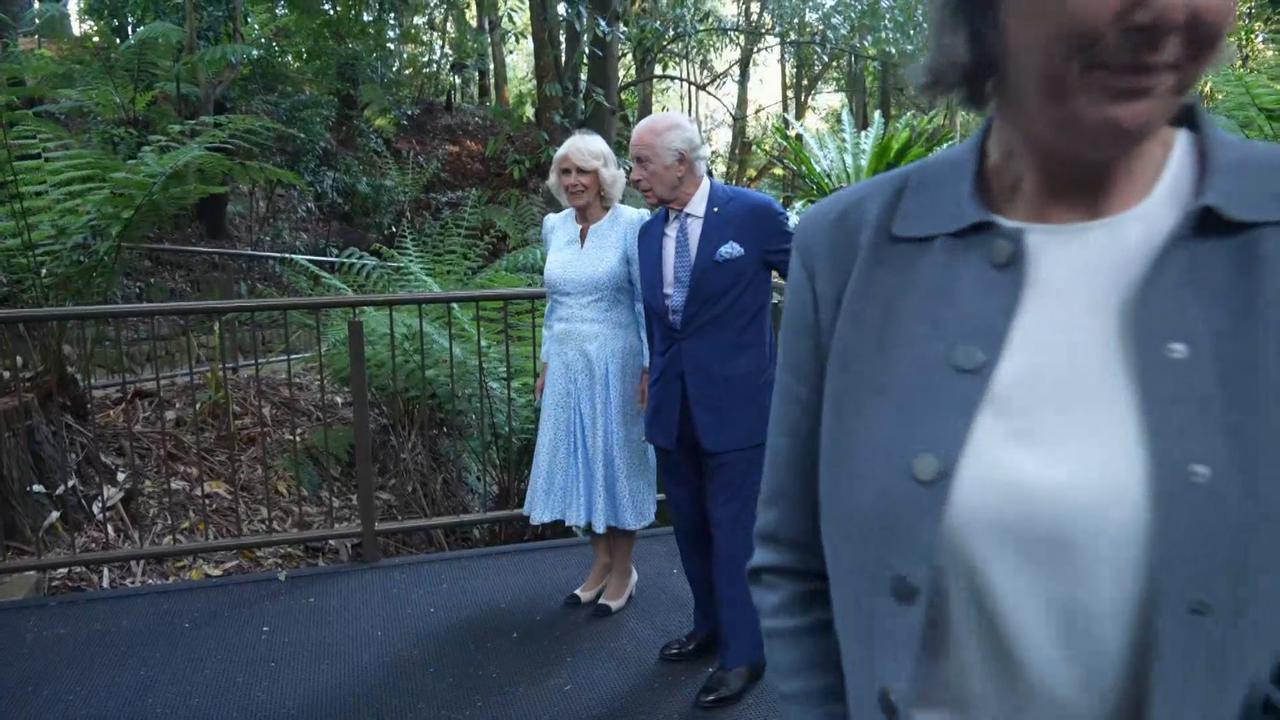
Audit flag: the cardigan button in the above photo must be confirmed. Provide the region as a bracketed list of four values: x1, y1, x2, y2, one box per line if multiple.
[890, 574, 921, 606]
[1164, 342, 1191, 360]
[1187, 463, 1213, 485]
[911, 453, 946, 485]
[949, 345, 988, 373]
[989, 238, 1018, 268]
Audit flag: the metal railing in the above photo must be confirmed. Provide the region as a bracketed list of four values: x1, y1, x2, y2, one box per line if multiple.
[0, 289, 551, 579]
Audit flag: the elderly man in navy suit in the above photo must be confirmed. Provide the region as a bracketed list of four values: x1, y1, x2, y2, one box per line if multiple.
[628, 112, 792, 709]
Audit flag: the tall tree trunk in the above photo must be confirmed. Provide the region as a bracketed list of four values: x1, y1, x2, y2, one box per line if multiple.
[779, 44, 789, 119]
[184, 0, 197, 57]
[474, 0, 491, 104]
[727, 0, 759, 184]
[186, 0, 241, 241]
[631, 0, 656, 122]
[35, 0, 71, 41]
[846, 55, 869, 129]
[561, 0, 586, 127]
[486, 0, 509, 107]
[792, 35, 808, 122]
[231, 0, 243, 43]
[528, 0, 565, 140]
[0, 0, 32, 51]
[878, 59, 894, 125]
[583, 0, 619, 143]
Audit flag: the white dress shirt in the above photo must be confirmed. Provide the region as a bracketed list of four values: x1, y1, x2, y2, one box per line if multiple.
[663, 176, 712, 308]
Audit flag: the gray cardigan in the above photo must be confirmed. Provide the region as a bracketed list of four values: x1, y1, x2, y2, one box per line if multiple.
[748, 107, 1280, 720]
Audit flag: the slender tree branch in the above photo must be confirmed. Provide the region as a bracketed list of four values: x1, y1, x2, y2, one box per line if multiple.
[618, 73, 737, 116]
[647, 25, 890, 66]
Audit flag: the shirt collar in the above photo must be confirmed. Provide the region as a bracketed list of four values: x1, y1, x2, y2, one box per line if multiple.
[890, 103, 1280, 240]
[669, 176, 712, 222]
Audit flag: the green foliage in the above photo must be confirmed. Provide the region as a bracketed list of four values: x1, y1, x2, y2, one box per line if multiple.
[770, 107, 955, 211]
[281, 191, 548, 504]
[0, 105, 301, 306]
[276, 424, 355, 495]
[1205, 59, 1280, 141]
[1204, 2, 1278, 141]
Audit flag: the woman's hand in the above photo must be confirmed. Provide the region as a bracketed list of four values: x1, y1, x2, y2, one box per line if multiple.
[637, 369, 649, 410]
[535, 364, 548, 403]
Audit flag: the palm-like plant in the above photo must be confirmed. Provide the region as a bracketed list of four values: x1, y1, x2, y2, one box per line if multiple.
[771, 107, 956, 211]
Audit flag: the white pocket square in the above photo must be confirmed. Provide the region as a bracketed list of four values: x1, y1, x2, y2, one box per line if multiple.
[714, 241, 745, 262]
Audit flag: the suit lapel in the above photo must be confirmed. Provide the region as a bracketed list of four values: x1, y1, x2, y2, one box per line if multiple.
[639, 208, 667, 317]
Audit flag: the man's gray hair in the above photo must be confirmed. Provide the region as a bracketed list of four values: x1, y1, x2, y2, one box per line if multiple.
[633, 112, 711, 176]
[920, 0, 1000, 109]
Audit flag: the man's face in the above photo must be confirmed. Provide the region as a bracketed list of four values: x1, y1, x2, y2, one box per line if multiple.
[629, 127, 686, 207]
[997, 0, 1235, 152]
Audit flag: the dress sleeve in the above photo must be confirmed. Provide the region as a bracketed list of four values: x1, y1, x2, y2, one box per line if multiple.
[539, 213, 557, 364]
[625, 209, 650, 369]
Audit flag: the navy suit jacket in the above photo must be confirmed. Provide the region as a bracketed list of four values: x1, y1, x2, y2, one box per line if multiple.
[638, 181, 792, 453]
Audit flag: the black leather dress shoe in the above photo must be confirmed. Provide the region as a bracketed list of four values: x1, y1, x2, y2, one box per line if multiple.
[695, 663, 766, 709]
[659, 631, 718, 662]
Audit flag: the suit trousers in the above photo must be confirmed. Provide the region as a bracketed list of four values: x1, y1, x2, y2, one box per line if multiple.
[657, 388, 766, 669]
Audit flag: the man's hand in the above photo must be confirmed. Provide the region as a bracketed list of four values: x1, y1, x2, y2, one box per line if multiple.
[637, 369, 649, 410]
[535, 364, 548, 403]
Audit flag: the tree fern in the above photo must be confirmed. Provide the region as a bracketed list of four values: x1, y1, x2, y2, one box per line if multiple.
[282, 193, 548, 512]
[1204, 58, 1280, 141]
[0, 104, 301, 307]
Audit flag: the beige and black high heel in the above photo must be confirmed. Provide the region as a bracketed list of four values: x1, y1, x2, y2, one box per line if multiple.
[592, 566, 637, 617]
[564, 575, 609, 606]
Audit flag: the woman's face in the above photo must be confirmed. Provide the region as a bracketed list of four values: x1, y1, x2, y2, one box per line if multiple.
[996, 0, 1235, 154]
[557, 160, 604, 212]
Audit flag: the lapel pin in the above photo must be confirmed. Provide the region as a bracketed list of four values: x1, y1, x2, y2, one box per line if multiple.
[713, 207, 719, 213]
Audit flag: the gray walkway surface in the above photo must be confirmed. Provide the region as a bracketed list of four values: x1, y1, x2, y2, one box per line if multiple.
[0, 530, 779, 719]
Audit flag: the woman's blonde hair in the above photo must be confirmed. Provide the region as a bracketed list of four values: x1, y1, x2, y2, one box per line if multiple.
[546, 130, 628, 208]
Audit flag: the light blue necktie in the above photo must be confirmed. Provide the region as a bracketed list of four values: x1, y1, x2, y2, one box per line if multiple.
[670, 211, 692, 328]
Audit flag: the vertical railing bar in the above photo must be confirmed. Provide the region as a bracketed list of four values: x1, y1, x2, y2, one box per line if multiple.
[283, 311, 305, 529]
[114, 317, 140, 549]
[388, 305, 400, 419]
[227, 319, 240, 378]
[530, 299, 538, 385]
[10, 328, 37, 559]
[0, 338, 8, 561]
[503, 302, 515, 508]
[250, 312, 273, 531]
[447, 306, 460, 494]
[474, 302, 486, 514]
[81, 321, 108, 554]
[314, 311, 335, 529]
[446, 307, 456, 408]
[387, 305, 402, 510]
[184, 317, 211, 541]
[417, 304, 431, 521]
[150, 317, 176, 545]
[218, 319, 244, 538]
[348, 318, 381, 563]
[52, 322, 78, 557]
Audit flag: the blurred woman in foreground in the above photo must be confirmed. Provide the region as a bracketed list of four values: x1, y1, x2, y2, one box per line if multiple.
[750, 1, 1280, 718]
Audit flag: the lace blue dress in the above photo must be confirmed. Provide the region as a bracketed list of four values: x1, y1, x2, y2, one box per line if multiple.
[523, 204, 657, 533]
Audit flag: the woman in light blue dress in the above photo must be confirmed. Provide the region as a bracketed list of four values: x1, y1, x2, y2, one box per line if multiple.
[523, 130, 656, 616]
